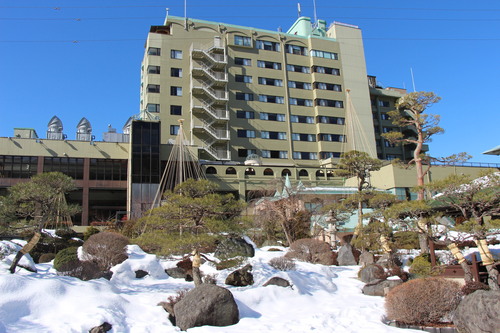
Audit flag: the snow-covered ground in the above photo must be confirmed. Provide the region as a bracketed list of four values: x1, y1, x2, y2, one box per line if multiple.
[0, 241, 428, 333]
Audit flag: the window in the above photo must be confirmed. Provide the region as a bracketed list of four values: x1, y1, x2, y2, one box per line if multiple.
[235, 74, 252, 83]
[292, 133, 315, 142]
[282, 169, 292, 176]
[315, 99, 344, 108]
[260, 112, 285, 121]
[262, 150, 288, 159]
[318, 134, 345, 142]
[257, 60, 282, 70]
[320, 152, 341, 159]
[171, 68, 182, 77]
[314, 82, 341, 91]
[148, 65, 160, 74]
[170, 86, 182, 96]
[170, 105, 182, 115]
[381, 113, 390, 120]
[317, 116, 345, 125]
[170, 125, 180, 135]
[245, 168, 256, 175]
[234, 57, 251, 66]
[291, 115, 314, 123]
[263, 168, 274, 176]
[147, 47, 160, 56]
[261, 131, 287, 140]
[384, 140, 395, 147]
[170, 49, 182, 59]
[312, 66, 340, 75]
[237, 129, 256, 138]
[205, 167, 217, 174]
[256, 40, 280, 52]
[258, 77, 283, 86]
[378, 100, 390, 107]
[234, 35, 251, 47]
[147, 84, 160, 93]
[311, 49, 338, 60]
[299, 169, 309, 177]
[147, 103, 160, 113]
[288, 81, 312, 90]
[259, 95, 284, 104]
[238, 149, 257, 157]
[237, 110, 254, 119]
[289, 98, 313, 106]
[226, 167, 237, 175]
[293, 152, 318, 160]
[383, 127, 392, 133]
[286, 44, 308, 56]
[236, 92, 254, 101]
[286, 64, 310, 73]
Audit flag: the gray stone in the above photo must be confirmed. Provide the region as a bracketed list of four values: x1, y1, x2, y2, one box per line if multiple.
[453, 290, 500, 333]
[337, 244, 357, 266]
[263, 277, 291, 288]
[89, 322, 112, 333]
[214, 237, 255, 260]
[359, 264, 387, 283]
[376, 253, 402, 269]
[135, 269, 148, 278]
[225, 264, 254, 287]
[165, 267, 189, 279]
[358, 251, 375, 267]
[174, 284, 239, 331]
[362, 278, 403, 297]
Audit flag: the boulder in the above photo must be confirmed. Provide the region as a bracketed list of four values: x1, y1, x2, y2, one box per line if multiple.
[214, 237, 255, 260]
[135, 269, 148, 278]
[376, 253, 402, 269]
[225, 264, 254, 287]
[362, 278, 403, 297]
[165, 267, 192, 281]
[337, 244, 357, 266]
[89, 322, 112, 333]
[358, 251, 375, 267]
[359, 264, 386, 283]
[263, 277, 291, 288]
[453, 290, 500, 333]
[174, 284, 239, 331]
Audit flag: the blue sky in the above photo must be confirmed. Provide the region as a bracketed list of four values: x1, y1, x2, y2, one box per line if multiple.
[1, 0, 499, 163]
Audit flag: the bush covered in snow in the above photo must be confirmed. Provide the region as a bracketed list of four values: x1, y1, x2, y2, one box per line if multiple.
[269, 256, 296, 271]
[385, 277, 462, 325]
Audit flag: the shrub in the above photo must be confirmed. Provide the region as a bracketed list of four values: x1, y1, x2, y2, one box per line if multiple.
[393, 231, 419, 250]
[461, 281, 489, 295]
[134, 232, 218, 257]
[215, 257, 245, 270]
[203, 274, 218, 284]
[409, 253, 435, 278]
[83, 226, 101, 241]
[82, 232, 129, 271]
[55, 228, 77, 240]
[269, 256, 296, 271]
[285, 238, 335, 265]
[385, 277, 462, 325]
[53, 246, 79, 271]
[38, 253, 56, 263]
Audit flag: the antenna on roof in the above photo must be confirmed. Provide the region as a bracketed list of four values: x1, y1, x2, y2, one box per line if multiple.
[184, 0, 187, 30]
[297, 3, 301, 17]
[166, 7, 169, 22]
[312, 0, 318, 23]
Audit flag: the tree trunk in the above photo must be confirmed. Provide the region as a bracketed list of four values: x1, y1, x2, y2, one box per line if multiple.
[414, 123, 425, 201]
[417, 219, 429, 254]
[191, 249, 202, 287]
[475, 239, 499, 290]
[448, 243, 473, 283]
[485, 265, 500, 290]
[9, 232, 41, 274]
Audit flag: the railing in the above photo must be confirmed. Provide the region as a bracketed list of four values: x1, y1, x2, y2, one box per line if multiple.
[200, 139, 230, 160]
[192, 82, 228, 101]
[193, 101, 229, 120]
[193, 119, 229, 140]
[191, 43, 227, 64]
[192, 63, 227, 82]
[431, 161, 500, 169]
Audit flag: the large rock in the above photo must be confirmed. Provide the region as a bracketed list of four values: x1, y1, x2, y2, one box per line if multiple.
[337, 244, 357, 266]
[358, 251, 375, 267]
[165, 267, 192, 281]
[214, 237, 255, 260]
[89, 322, 112, 333]
[263, 277, 291, 288]
[453, 290, 500, 333]
[362, 278, 403, 297]
[225, 264, 254, 287]
[174, 284, 239, 331]
[359, 264, 387, 283]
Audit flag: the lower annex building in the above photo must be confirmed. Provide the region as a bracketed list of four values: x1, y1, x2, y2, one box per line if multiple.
[3, 14, 486, 226]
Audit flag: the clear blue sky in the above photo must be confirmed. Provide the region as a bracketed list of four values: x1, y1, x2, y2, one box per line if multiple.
[1, 0, 499, 163]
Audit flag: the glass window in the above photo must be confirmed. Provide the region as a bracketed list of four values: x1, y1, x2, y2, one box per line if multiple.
[147, 84, 160, 93]
[289, 98, 313, 106]
[236, 110, 254, 119]
[170, 49, 182, 59]
[286, 44, 308, 56]
[257, 60, 282, 70]
[170, 86, 182, 96]
[171, 68, 182, 77]
[170, 125, 180, 135]
[237, 129, 256, 138]
[315, 82, 341, 91]
[260, 113, 285, 121]
[236, 92, 254, 101]
[147, 47, 161, 56]
[235, 74, 252, 83]
[170, 105, 182, 115]
[261, 131, 286, 140]
[312, 66, 340, 75]
[258, 77, 283, 86]
[315, 99, 344, 108]
[147, 65, 160, 74]
[291, 115, 314, 123]
[311, 49, 338, 60]
[147, 103, 160, 113]
[234, 35, 252, 47]
[259, 95, 284, 104]
[256, 40, 280, 51]
[262, 150, 288, 159]
[288, 81, 312, 90]
[317, 116, 345, 125]
[286, 64, 310, 73]
[234, 57, 251, 66]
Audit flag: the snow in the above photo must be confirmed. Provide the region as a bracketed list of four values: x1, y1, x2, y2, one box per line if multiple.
[0, 241, 425, 333]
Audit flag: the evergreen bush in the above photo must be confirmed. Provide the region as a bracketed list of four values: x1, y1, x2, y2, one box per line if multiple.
[53, 246, 79, 271]
[83, 226, 101, 241]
